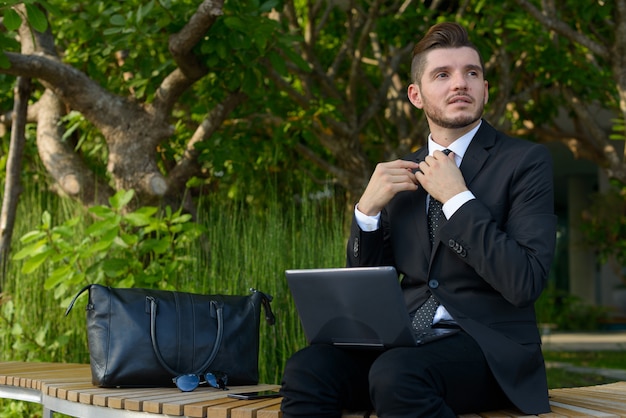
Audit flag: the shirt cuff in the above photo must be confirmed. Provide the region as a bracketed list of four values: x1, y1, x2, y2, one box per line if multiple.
[442, 191, 475, 219]
[355, 204, 381, 232]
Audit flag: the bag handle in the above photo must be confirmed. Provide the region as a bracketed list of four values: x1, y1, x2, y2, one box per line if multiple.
[147, 296, 224, 376]
[64, 284, 92, 316]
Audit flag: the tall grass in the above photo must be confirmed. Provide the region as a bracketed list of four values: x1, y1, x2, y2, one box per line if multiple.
[1, 183, 91, 363]
[0, 182, 347, 386]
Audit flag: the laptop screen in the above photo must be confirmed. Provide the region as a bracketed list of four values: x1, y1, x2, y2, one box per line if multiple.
[285, 266, 419, 348]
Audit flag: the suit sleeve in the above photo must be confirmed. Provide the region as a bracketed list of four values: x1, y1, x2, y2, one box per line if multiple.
[346, 215, 392, 267]
[440, 143, 557, 307]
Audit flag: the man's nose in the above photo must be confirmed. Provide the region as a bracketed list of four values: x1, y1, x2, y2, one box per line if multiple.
[451, 72, 468, 89]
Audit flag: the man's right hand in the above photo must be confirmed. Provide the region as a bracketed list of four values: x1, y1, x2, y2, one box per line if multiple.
[357, 160, 420, 216]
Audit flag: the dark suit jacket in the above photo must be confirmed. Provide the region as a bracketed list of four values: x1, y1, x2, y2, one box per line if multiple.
[346, 120, 557, 414]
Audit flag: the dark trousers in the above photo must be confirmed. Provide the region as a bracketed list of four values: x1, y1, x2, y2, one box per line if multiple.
[279, 331, 512, 418]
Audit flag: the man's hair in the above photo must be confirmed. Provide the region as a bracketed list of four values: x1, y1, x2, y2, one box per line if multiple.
[410, 22, 485, 85]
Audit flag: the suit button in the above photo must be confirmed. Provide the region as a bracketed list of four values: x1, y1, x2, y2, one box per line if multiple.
[448, 239, 455, 248]
[353, 237, 359, 258]
[460, 249, 467, 257]
[429, 279, 439, 289]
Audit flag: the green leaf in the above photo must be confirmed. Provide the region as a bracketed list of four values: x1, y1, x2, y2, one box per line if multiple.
[137, 0, 155, 23]
[44, 265, 74, 290]
[35, 0, 64, 17]
[11, 322, 23, 337]
[223, 16, 247, 32]
[110, 189, 134, 210]
[241, 68, 258, 94]
[25, 3, 48, 33]
[259, 0, 280, 13]
[13, 239, 48, 260]
[110, 14, 125, 26]
[21, 249, 53, 274]
[123, 212, 153, 227]
[170, 213, 193, 224]
[114, 234, 134, 248]
[52, 224, 77, 238]
[103, 27, 123, 36]
[41, 211, 52, 229]
[89, 205, 115, 219]
[18, 230, 46, 245]
[86, 236, 114, 254]
[102, 258, 130, 278]
[268, 50, 287, 76]
[117, 276, 135, 288]
[85, 217, 120, 237]
[34, 328, 47, 347]
[140, 238, 170, 254]
[3, 8, 22, 31]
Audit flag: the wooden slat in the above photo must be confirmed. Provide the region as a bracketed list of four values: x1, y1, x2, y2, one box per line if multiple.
[340, 412, 370, 418]
[256, 402, 283, 418]
[122, 388, 189, 411]
[2, 362, 626, 418]
[203, 398, 263, 418]
[161, 390, 250, 416]
[230, 398, 283, 418]
[548, 403, 618, 417]
[183, 397, 239, 417]
[112, 388, 184, 410]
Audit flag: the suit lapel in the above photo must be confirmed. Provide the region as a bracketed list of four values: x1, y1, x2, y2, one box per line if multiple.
[459, 120, 496, 185]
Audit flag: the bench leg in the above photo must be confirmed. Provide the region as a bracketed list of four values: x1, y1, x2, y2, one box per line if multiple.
[42, 406, 54, 418]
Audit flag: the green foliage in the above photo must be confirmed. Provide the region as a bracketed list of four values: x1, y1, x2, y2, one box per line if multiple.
[0, 398, 40, 418]
[13, 189, 206, 306]
[536, 285, 610, 331]
[2, 180, 345, 387]
[578, 184, 626, 286]
[0, 1, 56, 68]
[544, 350, 626, 389]
[544, 351, 626, 371]
[545, 367, 619, 390]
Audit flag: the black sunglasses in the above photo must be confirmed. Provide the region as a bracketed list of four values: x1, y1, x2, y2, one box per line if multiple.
[172, 371, 228, 392]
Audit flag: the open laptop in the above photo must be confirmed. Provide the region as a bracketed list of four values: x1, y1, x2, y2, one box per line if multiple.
[285, 266, 459, 349]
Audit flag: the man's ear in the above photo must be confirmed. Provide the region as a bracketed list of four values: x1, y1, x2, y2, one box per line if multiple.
[407, 83, 423, 109]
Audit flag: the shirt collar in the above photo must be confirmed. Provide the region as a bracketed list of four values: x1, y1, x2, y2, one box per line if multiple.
[427, 120, 482, 163]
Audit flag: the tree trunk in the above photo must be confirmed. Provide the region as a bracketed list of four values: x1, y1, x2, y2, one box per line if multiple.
[0, 76, 31, 281]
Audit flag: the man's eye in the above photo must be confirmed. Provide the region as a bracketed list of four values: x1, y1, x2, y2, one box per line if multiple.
[436, 73, 448, 78]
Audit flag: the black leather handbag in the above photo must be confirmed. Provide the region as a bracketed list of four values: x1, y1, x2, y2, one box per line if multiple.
[66, 284, 275, 389]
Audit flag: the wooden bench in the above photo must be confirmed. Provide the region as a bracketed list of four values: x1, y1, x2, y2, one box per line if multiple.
[1, 361, 625, 417]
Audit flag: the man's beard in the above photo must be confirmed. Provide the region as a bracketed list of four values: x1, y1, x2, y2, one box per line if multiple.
[423, 100, 483, 129]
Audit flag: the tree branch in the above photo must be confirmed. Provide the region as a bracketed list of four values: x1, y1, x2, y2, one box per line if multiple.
[0, 52, 165, 140]
[168, 0, 223, 79]
[167, 91, 247, 191]
[515, 0, 610, 59]
[153, 0, 225, 116]
[36, 90, 114, 205]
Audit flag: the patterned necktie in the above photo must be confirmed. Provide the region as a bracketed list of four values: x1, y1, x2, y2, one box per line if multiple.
[411, 295, 439, 331]
[411, 149, 451, 331]
[426, 148, 451, 246]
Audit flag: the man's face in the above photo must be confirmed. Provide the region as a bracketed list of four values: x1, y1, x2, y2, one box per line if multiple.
[408, 47, 488, 130]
